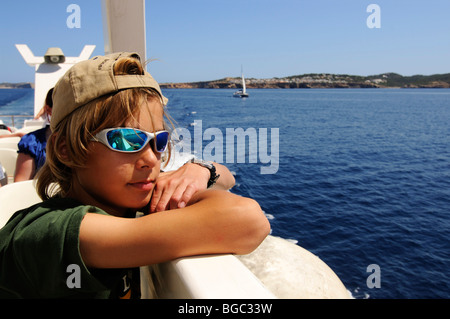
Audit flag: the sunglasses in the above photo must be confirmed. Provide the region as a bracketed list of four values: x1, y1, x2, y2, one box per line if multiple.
[92, 128, 170, 153]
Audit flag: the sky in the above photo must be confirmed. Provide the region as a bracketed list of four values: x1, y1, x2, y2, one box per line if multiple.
[1, 0, 449, 84]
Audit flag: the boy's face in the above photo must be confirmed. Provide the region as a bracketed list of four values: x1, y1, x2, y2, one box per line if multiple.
[69, 98, 164, 216]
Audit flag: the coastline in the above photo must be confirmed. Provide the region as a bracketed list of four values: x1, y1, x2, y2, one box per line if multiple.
[160, 72, 450, 89]
[0, 83, 34, 89]
[2, 72, 450, 90]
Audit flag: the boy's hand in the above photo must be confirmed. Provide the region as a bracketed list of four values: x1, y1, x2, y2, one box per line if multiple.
[149, 163, 210, 213]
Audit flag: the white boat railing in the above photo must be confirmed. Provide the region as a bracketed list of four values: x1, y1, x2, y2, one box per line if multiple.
[141, 254, 276, 299]
[0, 115, 37, 131]
[0, 181, 351, 299]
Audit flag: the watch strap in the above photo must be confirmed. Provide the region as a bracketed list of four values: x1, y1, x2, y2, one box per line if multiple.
[188, 158, 220, 188]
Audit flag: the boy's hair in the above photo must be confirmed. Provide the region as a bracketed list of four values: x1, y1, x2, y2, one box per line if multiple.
[36, 54, 172, 200]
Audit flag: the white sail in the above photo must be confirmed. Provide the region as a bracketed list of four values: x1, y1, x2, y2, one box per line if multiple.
[233, 66, 249, 97]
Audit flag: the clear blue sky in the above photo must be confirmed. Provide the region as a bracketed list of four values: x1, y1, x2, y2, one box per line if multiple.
[1, 0, 449, 83]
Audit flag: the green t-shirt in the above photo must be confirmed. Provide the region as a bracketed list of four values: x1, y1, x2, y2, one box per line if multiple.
[0, 198, 140, 299]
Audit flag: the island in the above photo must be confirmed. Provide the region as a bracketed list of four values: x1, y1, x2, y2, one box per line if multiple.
[0, 82, 34, 89]
[160, 73, 450, 89]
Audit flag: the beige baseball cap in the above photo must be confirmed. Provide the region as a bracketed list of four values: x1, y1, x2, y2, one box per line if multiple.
[51, 52, 168, 131]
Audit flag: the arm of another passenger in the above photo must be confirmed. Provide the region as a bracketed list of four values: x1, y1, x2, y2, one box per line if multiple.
[14, 153, 36, 182]
[79, 189, 270, 269]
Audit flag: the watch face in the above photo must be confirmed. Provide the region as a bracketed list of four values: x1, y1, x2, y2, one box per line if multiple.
[192, 159, 213, 169]
[203, 162, 214, 169]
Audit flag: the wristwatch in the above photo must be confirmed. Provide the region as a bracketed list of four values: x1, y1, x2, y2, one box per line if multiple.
[188, 158, 220, 188]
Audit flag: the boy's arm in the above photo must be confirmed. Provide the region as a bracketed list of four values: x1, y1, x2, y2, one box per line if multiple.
[79, 190, 270, 269]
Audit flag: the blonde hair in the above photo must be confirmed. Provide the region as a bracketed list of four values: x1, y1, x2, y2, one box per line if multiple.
[36, 57, 172, 200]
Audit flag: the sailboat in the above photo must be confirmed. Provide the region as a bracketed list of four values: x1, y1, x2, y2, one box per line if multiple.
[233, 68, 249, 98]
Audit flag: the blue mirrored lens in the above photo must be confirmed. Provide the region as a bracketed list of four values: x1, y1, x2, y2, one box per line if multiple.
[106, 129, 169, 152]
[155, 131, 169, 152]
[106, 129, 147, 151]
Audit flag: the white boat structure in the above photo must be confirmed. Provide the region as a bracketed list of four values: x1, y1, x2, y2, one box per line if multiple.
[0, 0, 350, 299]
[233, 68, 249, 98]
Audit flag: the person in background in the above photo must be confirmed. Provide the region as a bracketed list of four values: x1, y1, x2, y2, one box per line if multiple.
[13, 88, 53, 182]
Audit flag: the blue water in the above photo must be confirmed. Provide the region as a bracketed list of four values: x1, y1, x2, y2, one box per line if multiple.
[1, 88, 449, 298]
[0, 88, 34, 127]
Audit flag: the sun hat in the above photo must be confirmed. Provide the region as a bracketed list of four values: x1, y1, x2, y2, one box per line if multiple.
[51, 52, 167, 131]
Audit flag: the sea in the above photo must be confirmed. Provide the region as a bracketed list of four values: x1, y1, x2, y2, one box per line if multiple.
[1, 87, 449, 299]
